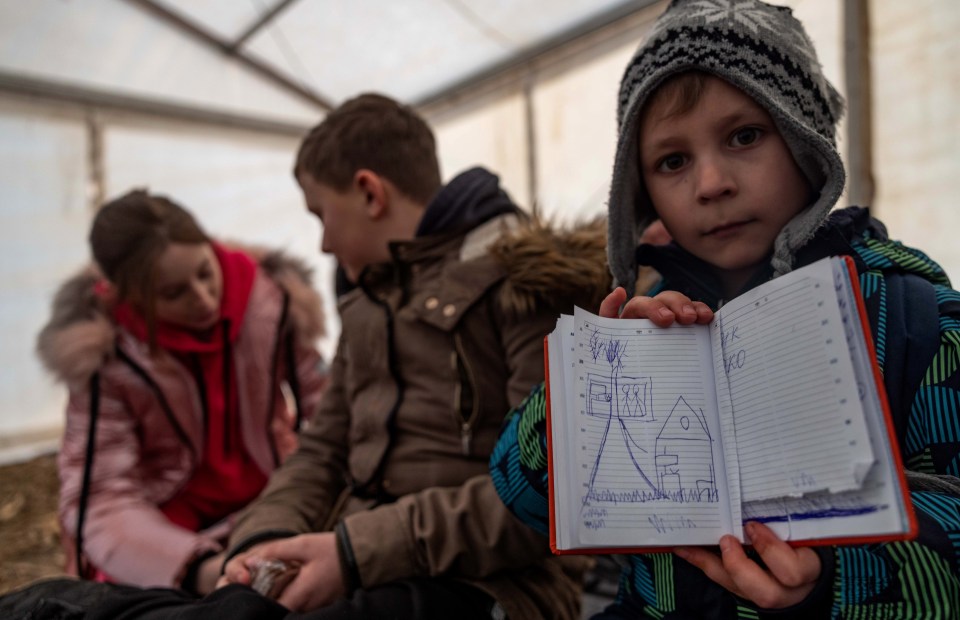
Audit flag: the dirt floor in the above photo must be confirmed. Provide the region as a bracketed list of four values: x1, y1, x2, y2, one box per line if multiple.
[0, 453, 65, 595]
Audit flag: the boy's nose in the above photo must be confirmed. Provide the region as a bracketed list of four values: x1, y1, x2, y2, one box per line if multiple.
[695, 158, 737, 203]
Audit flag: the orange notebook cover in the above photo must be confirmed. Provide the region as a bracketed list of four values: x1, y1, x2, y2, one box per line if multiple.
[545, 255, 917, 555]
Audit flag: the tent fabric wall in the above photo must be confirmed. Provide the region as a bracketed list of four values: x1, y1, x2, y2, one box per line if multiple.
[433, 92, 531, 207]
[871, 0, 960, 279]
[0, 99, 90, 459]
[529, 38, 639, 223]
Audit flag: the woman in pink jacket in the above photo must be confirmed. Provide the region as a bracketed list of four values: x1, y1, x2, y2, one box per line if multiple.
[36, 190, 329, 595]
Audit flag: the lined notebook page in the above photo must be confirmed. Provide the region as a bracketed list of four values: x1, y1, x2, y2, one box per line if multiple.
[566, 307, 735, 547]
[739, 260, 908, 541]
[711, 258, 874, 504]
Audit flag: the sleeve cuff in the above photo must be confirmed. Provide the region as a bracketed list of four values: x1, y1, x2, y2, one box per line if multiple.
[335, 521, 362, 595]
[180, 549, 218, 595]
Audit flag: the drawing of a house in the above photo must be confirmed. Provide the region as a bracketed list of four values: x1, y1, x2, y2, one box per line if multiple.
[654, 396, 717, 501]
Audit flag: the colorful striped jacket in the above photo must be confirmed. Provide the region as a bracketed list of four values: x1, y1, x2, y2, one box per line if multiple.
[490, 208, 960, 618]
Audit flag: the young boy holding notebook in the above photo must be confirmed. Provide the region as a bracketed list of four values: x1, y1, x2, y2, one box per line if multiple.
[490, 0, 960, 616]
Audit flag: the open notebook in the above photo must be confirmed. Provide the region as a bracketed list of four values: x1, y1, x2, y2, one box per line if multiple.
[545, 256, 917, 553]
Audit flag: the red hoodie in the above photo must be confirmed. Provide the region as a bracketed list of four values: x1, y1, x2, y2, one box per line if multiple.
[114, 244, 267, 532]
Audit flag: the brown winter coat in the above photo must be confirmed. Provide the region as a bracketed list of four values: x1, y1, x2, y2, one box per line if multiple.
[36, 247, 329, 588]
[228, 216, 627, 619]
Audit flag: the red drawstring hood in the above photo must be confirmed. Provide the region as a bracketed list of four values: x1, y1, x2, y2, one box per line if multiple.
[107, 244, 267, 532]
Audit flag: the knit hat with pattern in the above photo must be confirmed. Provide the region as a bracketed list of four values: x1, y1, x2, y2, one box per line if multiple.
[607, 0, 846, 295]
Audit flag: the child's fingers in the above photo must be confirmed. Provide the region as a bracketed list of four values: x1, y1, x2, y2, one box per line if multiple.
[679, 532, 820, 609]
[275, 572, 313, 611]
[607, 290, 711, 326]
[251, 537, 310, 564]
[619, 296, 675, 325]
[674, 546, 741, 596]
[653, 291, 703, 324]
[599, 287, 627, 318]
[619, 291, 696, 325]
[746, 522, 821, 588]
[716, 535, 793, 608]
[691, 301, 714, 324]
[718, 535, 816, 609]
[221, 552, 254, 586]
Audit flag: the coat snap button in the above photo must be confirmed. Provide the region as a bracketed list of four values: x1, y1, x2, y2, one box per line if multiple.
[425, 297, 439, 310]
[442, 304, 456, 317]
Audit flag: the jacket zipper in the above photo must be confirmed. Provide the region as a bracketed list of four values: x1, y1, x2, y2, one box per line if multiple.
[355, 277, 405, 496]
[265, 292, 291, 467]
[188, 353, 210, 449]
[221, 321, 233, 456]
[453, 333, 480, 455]
[116, 346, 198, 470]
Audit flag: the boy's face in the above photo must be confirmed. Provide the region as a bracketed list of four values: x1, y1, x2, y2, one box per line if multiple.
[638, 75, 811, 290]
[298, 171, 387, 282]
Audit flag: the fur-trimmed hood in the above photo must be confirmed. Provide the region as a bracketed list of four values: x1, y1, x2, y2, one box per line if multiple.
[36, 244, 325, 385]
[490, 217, 658, 317]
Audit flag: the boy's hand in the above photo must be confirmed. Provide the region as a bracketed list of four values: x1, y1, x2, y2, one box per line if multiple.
[219, 545, 262, 589]
[674, 522, 822, 610]
[219, 533, 346, 611]
[599, 287, 713, 326]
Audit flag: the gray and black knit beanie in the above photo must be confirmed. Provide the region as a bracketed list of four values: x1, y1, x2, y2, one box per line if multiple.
[607, 0, 846, 296]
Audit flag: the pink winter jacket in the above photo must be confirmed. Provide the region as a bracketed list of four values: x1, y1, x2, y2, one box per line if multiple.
[36, 247, 329, 588]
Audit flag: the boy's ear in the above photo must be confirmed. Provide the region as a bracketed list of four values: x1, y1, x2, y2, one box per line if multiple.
[354, 169, 387, 220]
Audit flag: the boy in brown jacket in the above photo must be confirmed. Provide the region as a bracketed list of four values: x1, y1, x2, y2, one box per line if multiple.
[215, 93, 597, 619]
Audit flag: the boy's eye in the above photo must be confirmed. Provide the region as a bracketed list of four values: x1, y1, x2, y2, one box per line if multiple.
[657, 154, 687, 172]
[730, 127, 762, 147]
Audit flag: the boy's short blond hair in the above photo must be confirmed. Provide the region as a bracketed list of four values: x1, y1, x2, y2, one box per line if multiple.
[641, 71, 709, 122]
[295, 93, 442, 205]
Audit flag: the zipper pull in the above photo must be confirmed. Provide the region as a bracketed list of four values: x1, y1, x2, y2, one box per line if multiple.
[460, 424, 472, 455]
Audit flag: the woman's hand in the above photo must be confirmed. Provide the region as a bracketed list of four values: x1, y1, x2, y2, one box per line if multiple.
[674, 522, 822, 609]
[599, 288, 713, 326]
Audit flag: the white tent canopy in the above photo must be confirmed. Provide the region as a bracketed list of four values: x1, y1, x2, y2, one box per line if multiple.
[1, 0, 958, 463]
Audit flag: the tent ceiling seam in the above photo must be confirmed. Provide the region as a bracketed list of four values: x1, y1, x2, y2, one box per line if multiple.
[0, 69, 310, 137]
[441, 0, 517, 51]
[123, 0, 332, 111]
[416, 0, 663, 113]
[228, 0, 300, 52]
